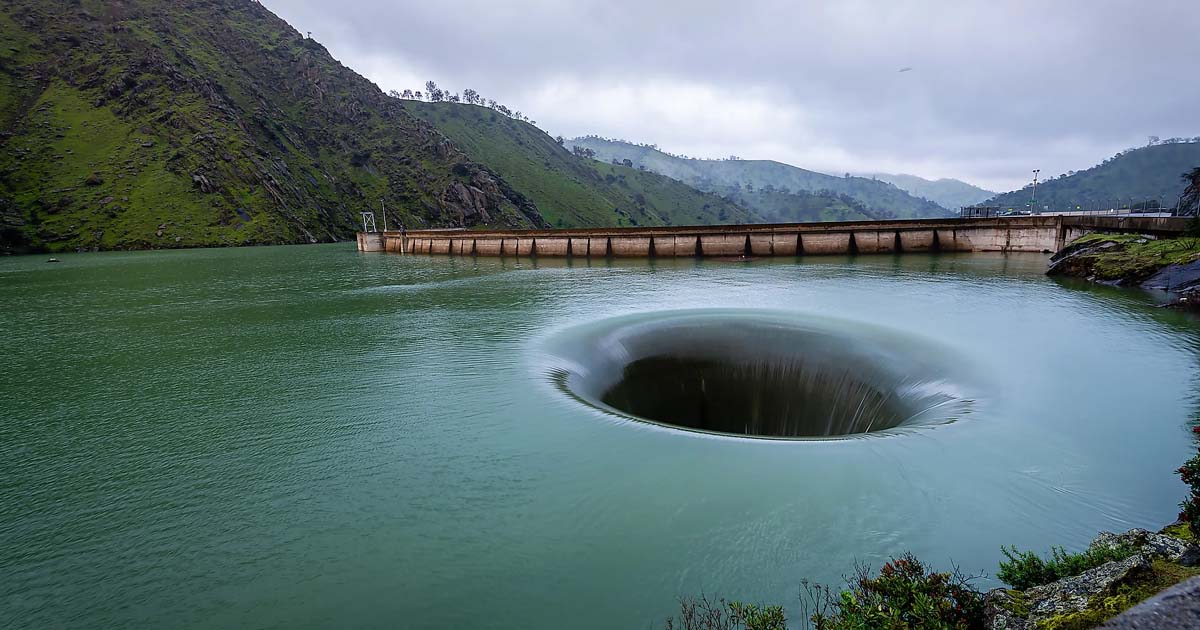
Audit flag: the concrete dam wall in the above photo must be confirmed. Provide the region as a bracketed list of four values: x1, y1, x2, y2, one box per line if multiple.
[357, 216, 1189, 257]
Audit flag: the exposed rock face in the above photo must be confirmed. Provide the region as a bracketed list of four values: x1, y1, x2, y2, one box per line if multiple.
[1046, 238, 1131, 281]
[1032, 554, 1152, 619]
[984, 555, 1151, 628]
[441, 180, 494, 225]
[982, 589, 1032, 630]
[1140, 259, 1200, 294]
[1091, 528, 1200, 565]
[436, 167, 548, 228]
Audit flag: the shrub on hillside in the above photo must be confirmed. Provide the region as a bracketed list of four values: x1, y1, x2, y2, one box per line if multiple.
[803, 553, 984, 629]
[997, 543, 1137, 590]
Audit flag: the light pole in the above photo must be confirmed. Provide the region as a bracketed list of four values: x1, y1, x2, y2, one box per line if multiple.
[1030, 169, 1040, 214]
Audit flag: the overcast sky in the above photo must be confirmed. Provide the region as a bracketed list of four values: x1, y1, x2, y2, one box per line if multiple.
[262, 0, 1199, 192]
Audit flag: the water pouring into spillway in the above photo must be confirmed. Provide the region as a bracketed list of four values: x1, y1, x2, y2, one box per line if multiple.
[545, 310, 976, 439]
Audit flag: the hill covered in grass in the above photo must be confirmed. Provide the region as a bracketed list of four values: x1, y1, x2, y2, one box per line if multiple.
[400, 101, 755, 228]
[567, 137, 950, 220]
[0, 0, 569, 253]
[861, 173, 995, 210]
[987, 141, 1200, 212]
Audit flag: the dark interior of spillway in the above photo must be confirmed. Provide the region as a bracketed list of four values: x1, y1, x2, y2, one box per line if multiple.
[600, 355, 910, 437]
[553, 311, 967, 439]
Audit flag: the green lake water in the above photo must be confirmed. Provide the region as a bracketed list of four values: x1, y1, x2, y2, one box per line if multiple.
[2, 244, 1198, 628]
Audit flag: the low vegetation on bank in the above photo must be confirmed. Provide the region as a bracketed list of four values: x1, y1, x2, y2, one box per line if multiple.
[1049, 233, 1200, 283]
[664, 430, 1200, 629]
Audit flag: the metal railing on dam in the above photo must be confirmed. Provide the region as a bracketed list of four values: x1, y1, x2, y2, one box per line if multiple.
[356, 215, 1190, 257]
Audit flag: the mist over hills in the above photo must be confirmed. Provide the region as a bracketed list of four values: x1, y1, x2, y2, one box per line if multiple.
[566, 137, 950, 220]
[986, 141, 1200, 212]
[860, 173, 995, 211]
[399, 101, 754, 228]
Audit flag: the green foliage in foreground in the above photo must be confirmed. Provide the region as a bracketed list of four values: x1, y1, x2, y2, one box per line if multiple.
[997, 544, 1138, 590]
[804, 553, 985, 629]
[664, 596, 786, 630]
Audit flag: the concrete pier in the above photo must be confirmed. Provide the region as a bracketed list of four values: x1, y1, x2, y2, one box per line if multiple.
[359, 215, 1189, 257]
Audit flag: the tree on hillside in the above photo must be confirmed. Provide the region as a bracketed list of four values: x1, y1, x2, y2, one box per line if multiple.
[462, 88, 478, 104]
[425, 80, 444, 102]
[555, 136, 564, 146]
[1181, 167, 1200, 216]
[401, 89, 414, 99]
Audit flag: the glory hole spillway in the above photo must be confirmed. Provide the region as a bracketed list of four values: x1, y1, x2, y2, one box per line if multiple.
[546, 310, 973, 439]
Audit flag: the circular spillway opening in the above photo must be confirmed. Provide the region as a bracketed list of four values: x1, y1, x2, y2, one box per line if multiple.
[545, 310, 974, 440]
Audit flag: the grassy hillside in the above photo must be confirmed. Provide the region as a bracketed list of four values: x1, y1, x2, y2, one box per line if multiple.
[988, 142, 1200, 212]
[0, 0, 547, 253]
[400, 102, 755, 228]
[862, 173, 994, 210]
[568, 137, 950, 220]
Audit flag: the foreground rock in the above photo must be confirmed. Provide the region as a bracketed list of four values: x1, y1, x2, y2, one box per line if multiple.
[985, 554, 1151, 629]
[1090, 528, 1200, 566]
[984, 528, 1200, 629]
[1140, 259, 1200, 294]
[1100, 576, 1200, 629]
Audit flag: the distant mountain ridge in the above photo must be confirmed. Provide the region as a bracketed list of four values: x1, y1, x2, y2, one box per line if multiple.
[860, 173, 995, 210]
[987, 141, 1200, 212]
[400, 102, 754, 228]
[567, 137, 950, 220]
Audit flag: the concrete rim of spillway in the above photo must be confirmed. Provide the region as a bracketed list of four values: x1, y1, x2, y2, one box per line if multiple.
[540, 309, 980, 441]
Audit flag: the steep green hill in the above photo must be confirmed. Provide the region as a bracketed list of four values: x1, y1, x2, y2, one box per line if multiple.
[568, 137, 950, 220]
[987, 142, 1200, 212]
[401, 102, 755, 228]
[862, 173, 994, 210]
[0, 0, 551, 253]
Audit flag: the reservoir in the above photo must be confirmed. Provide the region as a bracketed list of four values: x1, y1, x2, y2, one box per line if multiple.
[2, 244, 1197, 629]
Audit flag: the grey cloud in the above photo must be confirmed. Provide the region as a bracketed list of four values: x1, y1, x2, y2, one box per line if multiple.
[263, 0, 1200, 191]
